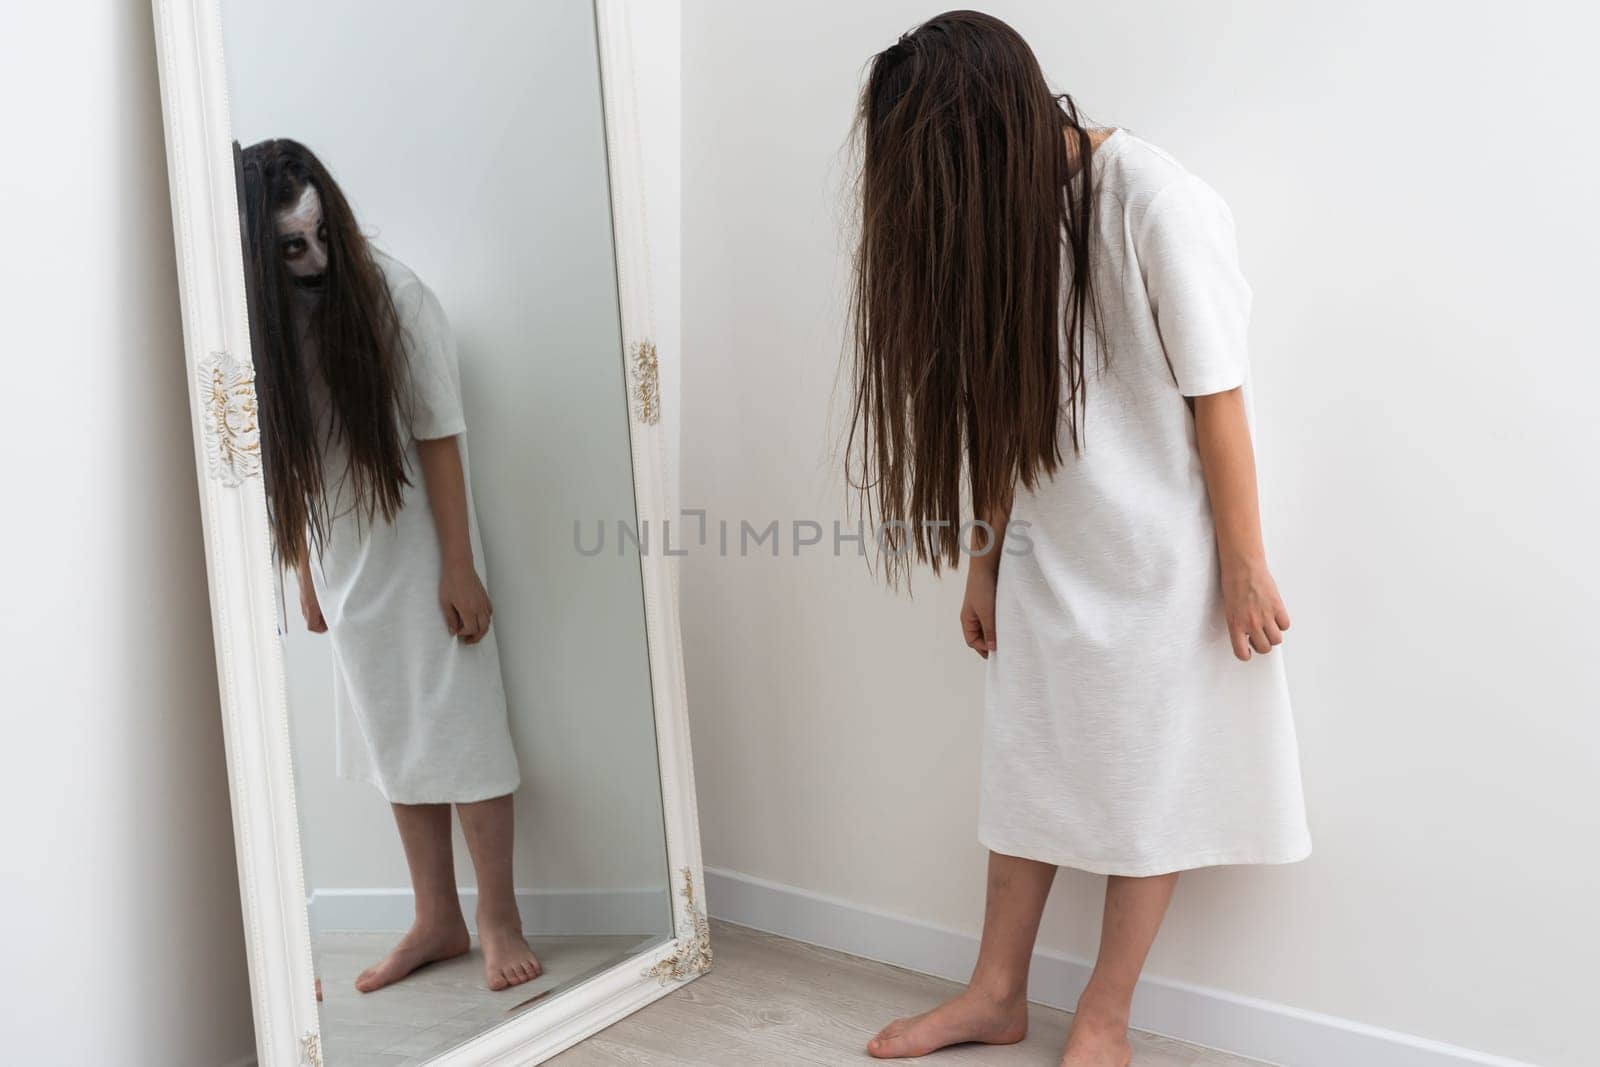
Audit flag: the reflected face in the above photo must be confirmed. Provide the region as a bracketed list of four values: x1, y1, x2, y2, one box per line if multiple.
[275, 184, 328, 289]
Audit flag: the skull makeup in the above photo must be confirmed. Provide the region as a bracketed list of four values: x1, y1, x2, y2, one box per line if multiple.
[275, 184, 328, 291]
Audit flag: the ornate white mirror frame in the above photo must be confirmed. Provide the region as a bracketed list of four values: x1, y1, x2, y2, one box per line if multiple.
[151, 1, 707, 1063]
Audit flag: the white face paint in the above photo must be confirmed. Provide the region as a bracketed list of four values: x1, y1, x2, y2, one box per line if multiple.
[274, 184, 328, 281]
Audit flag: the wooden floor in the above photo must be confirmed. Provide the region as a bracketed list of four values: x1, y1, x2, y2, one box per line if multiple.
[551, 922, 1268, 1066]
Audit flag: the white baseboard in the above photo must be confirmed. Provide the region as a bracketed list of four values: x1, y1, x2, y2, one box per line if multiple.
[703, 867, 1537, 1067]
[307, 886, 669, 938]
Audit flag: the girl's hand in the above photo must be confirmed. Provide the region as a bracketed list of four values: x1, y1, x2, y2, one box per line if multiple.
[440, 559, 493, 644]
[961, 560, 999, 659]
[298, 572, 327, 633]
[1221, 561, 1290, 661]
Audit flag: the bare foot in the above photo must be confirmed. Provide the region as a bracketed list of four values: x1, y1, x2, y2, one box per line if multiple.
[354, 918, 471, 993]
[478, 914, 542, 991]
[1060, 1009, 1132, 1067]
[867, 988, 1029, 1059]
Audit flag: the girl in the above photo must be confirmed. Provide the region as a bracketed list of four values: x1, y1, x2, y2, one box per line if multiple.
[240, 139, 541, 994]
[846, 13, 1311, 1066]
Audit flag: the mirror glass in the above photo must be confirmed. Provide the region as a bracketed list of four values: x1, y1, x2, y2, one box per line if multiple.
[220, 1, 673, 1061]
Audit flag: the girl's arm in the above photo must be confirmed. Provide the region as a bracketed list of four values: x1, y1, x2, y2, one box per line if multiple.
[969, 497, 1012, 570]
[416, 435, 493, 644]
[961, 497, 1012, 659]
[1192, 388, 1291, 661]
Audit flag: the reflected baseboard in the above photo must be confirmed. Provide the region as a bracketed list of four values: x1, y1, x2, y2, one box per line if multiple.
[307, 886, 672, 937]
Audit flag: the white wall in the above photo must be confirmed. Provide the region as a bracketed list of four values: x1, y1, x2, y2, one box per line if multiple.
[0, 3, 255, 1064]
[222, 0, 672, 909]
[682, 3, 1599, 1066]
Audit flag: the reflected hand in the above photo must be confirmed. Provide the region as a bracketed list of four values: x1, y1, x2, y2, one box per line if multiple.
[1221, 560, 1290, 661]
[440, 560, 493, 644]
[299, 575, 327, 634]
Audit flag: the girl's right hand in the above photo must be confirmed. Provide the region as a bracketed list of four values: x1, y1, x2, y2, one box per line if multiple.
[961, 560, 998, 658]
[299, 576, 327, 634]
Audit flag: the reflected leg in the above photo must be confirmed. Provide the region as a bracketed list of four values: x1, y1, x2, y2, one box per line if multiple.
[355, 802, 471, 993]
[868, 851, 1054, 1058]
[457, 793, 543, 990]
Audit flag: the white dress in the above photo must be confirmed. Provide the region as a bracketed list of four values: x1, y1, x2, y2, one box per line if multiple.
[978, 131, 1311, 876]
[301, 252, 521, 805]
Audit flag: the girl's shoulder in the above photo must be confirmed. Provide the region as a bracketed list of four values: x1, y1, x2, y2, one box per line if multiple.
[1099, 132, 1230, 226]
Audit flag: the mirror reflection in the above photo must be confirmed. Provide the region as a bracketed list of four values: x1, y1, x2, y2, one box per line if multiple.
[222, 1, 672, 1061]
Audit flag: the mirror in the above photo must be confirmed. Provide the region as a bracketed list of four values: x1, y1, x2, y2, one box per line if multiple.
[153, 1, 706, 1063]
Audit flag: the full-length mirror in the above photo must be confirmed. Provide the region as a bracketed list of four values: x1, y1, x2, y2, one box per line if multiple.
[154, 0, 705, 1063]
[226, 0, 676, 1051]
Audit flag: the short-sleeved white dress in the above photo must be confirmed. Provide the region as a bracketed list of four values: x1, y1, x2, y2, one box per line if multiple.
[978, 130, 1311, 876]
[299, 251, 521, 805]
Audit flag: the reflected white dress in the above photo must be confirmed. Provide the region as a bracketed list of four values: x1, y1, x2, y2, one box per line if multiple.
[978, 131, 1311, 876]
[299, 251, 520, 804]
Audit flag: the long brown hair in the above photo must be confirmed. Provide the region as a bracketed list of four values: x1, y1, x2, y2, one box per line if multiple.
[846, 10, 1105, 581]
[237, 139, 410, 570]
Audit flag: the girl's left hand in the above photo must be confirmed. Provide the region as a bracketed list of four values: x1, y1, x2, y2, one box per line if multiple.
[440, 560, 493, 644]
[1221, 561, 1290, 661]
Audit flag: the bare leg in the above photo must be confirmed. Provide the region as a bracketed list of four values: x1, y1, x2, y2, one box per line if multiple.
[355, 803, 472, 993]
[868, 852, 1055, 1058]
[457, 794, 542, 990]
[1061, 872, 1180, 1067]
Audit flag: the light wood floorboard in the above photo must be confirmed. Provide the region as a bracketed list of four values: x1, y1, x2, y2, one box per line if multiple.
[550, 921, 1269, 1066]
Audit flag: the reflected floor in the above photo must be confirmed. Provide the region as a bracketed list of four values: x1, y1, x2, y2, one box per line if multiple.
[314, 930, 666, 1066]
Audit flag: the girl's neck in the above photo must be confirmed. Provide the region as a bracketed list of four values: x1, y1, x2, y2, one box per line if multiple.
[1066, 126, 1119, 178]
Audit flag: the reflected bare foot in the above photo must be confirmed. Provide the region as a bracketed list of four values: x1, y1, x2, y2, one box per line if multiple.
[1060, 1004, 1132, 1067]
[867, 988, 1028, 1059]
[478, 913, 542, 991]
[354, 917, 471, 993]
